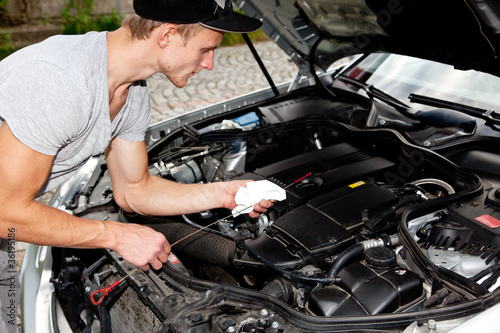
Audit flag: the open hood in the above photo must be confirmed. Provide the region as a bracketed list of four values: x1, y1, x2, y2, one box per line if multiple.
[238, 0, 500, 77]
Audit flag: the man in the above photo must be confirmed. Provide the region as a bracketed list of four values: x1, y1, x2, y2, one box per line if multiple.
[0, 0, 268, 331]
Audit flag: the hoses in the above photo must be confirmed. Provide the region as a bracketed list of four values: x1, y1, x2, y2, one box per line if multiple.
[327, 234, 399, 278]
[120, 210, 340, 284]
[471, 264, 500, 289]
[364, 194, 424, 229]
[422, 288, 450, 308]
[327, 243, 365, 278]
[236, 239, 340, 285]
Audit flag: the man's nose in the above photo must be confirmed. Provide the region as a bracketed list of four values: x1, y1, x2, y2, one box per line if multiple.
[201, 51, 215, 71]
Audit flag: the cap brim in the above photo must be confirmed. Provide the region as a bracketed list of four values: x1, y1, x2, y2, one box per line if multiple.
[200, 11, 262, 33]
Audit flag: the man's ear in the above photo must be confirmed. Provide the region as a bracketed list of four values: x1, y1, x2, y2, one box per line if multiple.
[157, 24, 176, 48]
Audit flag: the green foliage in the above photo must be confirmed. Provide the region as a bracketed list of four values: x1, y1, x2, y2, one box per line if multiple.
[61, 0, 123, 35]
[0, 0, 8, 25]
[0, 1, 15, 60]
[92, 9, 122, 32]
[220, 30, 269, 47]
[0, 29, 15, 60]
[0, 0, 8, 11]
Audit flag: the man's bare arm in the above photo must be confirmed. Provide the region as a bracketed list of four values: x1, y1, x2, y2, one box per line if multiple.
[0, 122, 169, 270]
[105, 136, 272, 217]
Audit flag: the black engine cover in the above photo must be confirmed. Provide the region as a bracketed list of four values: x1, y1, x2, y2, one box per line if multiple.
[239, 181, 398, 268]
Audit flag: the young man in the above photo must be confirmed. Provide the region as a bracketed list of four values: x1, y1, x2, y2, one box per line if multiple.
[0, 0, 266, 331]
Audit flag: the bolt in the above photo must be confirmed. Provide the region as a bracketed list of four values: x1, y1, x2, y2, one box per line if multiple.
[227, 327, 235, 333]
[379, 119, 387, 126]
[423, 141, 431, 147]
[260, 309, 269, 316]
[272, 321, 279, 329]
[428, 319, 437, 332]
[85, 286, 91, 293]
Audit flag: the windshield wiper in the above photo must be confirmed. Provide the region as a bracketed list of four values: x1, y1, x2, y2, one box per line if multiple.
[409, 93, 500, 126]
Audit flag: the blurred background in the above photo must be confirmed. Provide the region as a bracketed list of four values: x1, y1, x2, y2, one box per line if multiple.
[0, 0, 269, 59]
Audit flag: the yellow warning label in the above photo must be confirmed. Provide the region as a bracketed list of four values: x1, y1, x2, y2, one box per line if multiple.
[349, 181, 365, 188]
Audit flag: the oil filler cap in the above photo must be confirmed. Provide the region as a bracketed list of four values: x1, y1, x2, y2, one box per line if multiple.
[364, 247, 396, 269]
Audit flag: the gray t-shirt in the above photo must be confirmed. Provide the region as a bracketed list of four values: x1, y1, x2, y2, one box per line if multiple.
[0, 31, 151, 195]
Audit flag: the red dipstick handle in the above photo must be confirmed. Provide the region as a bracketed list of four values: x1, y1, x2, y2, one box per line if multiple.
[90, 267, 139, 305]
[284, 172, 312, 190]
[294, 172, 312, 184]
[90, 280, 121, 305]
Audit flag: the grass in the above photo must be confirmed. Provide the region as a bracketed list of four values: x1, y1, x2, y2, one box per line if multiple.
[0, 29, 15, 60]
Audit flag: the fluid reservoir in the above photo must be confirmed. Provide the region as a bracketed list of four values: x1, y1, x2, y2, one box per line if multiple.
[306, 248, 424, 316]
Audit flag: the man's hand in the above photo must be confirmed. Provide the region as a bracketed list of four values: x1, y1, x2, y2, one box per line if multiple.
[108, 222, 171, 271]
[221, 180, 275, 218]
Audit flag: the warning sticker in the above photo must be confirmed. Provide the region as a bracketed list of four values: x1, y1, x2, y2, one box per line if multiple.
[168, 254, 181, 264]
[349, 181, 365, 188]
[475, 214, 500, 229]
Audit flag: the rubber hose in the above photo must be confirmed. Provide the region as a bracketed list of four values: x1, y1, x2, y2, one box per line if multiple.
[146, 221, 236, 267]
[119, 212, 236, 267]
[327, 243, 364, 277]
[423, 288, 449, 308]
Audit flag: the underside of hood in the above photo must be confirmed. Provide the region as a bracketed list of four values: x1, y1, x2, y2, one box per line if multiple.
[240, 0, 500, 77]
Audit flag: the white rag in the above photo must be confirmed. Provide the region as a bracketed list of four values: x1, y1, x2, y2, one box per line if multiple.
[232, 180, 287, 217]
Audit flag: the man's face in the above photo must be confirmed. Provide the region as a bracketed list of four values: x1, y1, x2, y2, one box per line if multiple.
[160, 27, 224, 88]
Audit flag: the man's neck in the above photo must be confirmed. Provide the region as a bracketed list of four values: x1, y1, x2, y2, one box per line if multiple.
[106, 27, 157, 96]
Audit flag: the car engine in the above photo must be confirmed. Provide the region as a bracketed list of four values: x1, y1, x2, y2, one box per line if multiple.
[53, 93, 500, 332]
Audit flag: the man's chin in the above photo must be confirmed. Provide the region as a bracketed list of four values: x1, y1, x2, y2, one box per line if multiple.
[171, 80, 188, 89]
[165, 75, 189, 88]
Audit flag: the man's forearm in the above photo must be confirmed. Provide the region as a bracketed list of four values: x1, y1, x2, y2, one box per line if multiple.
[115, 175, 231, 216]
[0, 199, 114, 249]
[0, 199, 171, 269]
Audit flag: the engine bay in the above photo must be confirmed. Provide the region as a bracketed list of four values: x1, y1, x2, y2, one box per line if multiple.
[52, 92, 500, 332]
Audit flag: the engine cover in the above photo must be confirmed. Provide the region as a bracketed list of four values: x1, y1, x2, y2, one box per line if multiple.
[236, 143, 398, 269]
[239, 181, 397, 268]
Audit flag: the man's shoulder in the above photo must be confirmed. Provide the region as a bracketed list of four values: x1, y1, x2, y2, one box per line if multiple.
[1, 32, 108, 96]
[2, 31, 107, 70]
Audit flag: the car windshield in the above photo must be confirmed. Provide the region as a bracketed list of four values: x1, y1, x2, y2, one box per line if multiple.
[340, 53, 500, 112]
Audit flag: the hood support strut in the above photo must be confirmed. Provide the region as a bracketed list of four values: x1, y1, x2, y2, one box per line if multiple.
[242, 33, 280, 96]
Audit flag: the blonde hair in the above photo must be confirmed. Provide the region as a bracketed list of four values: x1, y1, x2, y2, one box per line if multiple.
[121, 14, 205, 43]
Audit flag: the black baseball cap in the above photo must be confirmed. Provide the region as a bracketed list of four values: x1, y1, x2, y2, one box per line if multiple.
[133, 0, 262, 33]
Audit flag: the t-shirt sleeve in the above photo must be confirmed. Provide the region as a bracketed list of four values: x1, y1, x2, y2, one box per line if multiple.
[0, 61, 84, 156]
[115, 80, 151, 142]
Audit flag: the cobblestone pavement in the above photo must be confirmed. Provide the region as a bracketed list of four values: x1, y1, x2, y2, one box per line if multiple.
[146, 40, 299, 124]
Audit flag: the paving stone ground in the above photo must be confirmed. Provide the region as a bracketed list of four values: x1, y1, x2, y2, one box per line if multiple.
[147, 40, 298, 124]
